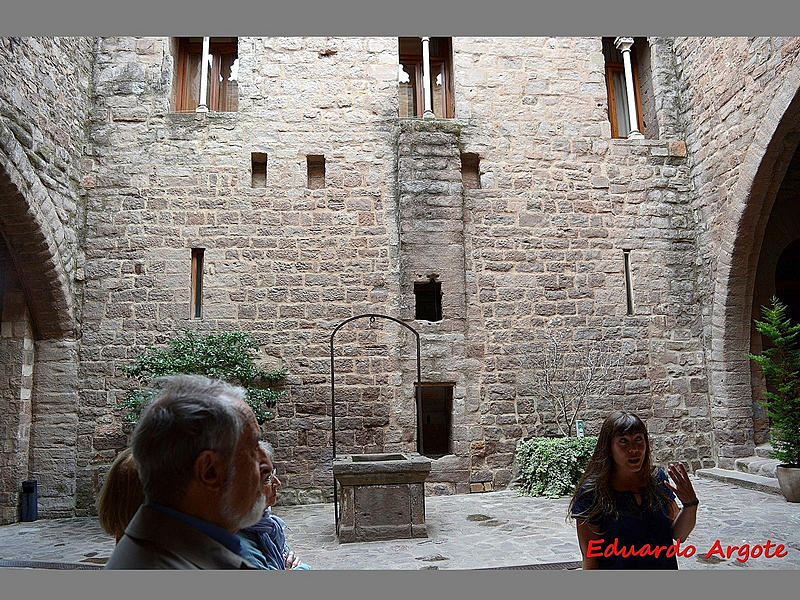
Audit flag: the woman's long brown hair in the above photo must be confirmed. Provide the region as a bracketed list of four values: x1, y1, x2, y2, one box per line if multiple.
[96, 447, 144, 542]
[567, 410, 671, 525]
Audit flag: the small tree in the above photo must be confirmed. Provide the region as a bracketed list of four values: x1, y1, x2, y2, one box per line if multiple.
[748, 297, 800, 466]
[521, 333, 624, 437]
[119, 330, 287, 427]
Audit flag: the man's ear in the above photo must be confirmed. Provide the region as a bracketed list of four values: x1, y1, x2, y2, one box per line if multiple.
[193, 450, 227, 491]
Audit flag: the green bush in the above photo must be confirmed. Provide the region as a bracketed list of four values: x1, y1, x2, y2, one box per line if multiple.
[118, 330, 287, 427]
[515, 436, 598, 497]
[748, 297, 800, 466]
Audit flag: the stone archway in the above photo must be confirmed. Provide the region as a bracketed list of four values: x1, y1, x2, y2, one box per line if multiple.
[709, 70, 800, 468]
[0, 123, 80, 522]
[0, 126, 77, 339]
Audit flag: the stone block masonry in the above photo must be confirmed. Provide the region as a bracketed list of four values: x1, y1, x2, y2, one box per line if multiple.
[2, 36, 800, 519]
[0, 37, 93, 520]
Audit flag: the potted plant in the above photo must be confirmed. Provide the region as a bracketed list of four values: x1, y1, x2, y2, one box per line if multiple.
[749, 297, 800, 502]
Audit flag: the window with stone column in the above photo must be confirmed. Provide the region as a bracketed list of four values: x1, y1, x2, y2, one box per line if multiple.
[398, 37, 454, 118]
[603, 37, 648, 139]
[171, 37, 239, 112]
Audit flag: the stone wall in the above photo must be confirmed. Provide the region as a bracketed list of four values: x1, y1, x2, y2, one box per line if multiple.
[3, 36, 800, 516]
[396, 119, 473, 494]
[75, 36, 721, 507]
[0, 37, 93, 519]
[451, 37, 711, 483]
[670, 37, 800, 466]
[80, 36, 402, 507]
[0, 37, 93, 331]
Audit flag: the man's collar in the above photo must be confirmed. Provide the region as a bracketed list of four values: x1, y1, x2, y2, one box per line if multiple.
[147, 503, 243, 556]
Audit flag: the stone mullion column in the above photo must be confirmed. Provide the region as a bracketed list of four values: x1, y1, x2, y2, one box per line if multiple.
[615, 36, 643, 139]
[421, 37, 434, 119]
[196, 36, 210, 113]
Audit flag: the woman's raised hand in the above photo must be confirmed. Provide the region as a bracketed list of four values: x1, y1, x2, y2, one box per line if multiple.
[664, 462, 698, 506]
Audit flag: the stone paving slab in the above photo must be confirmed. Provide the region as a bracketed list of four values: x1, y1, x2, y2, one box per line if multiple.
[1, 477, 798, 570]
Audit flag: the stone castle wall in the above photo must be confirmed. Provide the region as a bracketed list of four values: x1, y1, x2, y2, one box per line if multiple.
[77, 36, 718, 508]
[0, 37, 93, 323]
[80, 37, 402, 505]
[670, 37, 800, 466]
[0, 37, 94, 520]
[2, 36, 800, 517]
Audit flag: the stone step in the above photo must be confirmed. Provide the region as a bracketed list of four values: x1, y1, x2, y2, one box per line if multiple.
[735, 455, 781, 477]
[696, 467, 781, 496]
[755, 443, 774, 459]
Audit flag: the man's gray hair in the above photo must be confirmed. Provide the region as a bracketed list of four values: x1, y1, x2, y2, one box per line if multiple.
[259, 440, 274, 461]
[131, 374, 248, 505]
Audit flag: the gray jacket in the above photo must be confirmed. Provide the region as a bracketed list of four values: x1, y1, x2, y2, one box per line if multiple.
[104, 504, 258, 570]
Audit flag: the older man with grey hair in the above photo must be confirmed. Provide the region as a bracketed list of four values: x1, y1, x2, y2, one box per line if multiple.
[105, 374, 271, 569]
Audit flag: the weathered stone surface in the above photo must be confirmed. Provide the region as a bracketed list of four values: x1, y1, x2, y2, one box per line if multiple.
[2, 36, 800, 522]
[334, 452, 430, 542]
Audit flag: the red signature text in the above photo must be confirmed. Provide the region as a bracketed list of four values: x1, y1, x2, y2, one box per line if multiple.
[586, 538, 788, 563]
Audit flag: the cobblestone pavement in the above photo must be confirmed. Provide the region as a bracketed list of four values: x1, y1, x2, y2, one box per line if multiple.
[1, 477, 799, 570]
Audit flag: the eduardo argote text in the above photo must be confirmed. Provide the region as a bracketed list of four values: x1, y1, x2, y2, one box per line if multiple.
[586, 538, 788, 563]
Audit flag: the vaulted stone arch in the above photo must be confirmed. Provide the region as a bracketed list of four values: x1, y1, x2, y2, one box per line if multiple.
[0, 119, 80, 522]
[709, 68, 800, 468]
[0, 120, 77, 340]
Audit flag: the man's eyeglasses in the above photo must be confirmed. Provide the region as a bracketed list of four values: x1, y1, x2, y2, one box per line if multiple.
[265, 469, 279, 485]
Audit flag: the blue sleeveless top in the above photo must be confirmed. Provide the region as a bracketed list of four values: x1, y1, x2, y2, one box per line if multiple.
[571, 468, 678, 570]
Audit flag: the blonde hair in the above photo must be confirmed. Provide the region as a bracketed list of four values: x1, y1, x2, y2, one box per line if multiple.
[97, 448, 144, 541]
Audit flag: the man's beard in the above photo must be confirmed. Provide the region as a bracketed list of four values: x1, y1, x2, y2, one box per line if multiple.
[235, 491, 267, 529]
[221, 464, 267, 530]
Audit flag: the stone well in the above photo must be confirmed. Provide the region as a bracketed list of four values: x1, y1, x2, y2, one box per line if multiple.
[333, 452, 432, 543]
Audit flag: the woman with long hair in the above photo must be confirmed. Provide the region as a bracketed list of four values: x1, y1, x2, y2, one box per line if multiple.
[97, 448, 144, 543]
[568, 410, 699, 569]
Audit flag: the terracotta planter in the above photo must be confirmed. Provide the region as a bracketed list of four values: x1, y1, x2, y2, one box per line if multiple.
[776, 465, 800, 502]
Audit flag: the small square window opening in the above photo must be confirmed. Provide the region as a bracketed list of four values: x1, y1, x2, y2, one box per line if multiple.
[252, 152, 267, 188]
[307, 155, 325, 189]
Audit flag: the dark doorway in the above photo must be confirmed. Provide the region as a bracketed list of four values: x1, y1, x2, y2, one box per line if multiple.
[418, 383, 453, 458]
[775, 239, 800, 322]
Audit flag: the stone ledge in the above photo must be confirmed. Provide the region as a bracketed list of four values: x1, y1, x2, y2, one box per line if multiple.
[696, 467, 781, 495]
[333, 452, 432, 484]
[735, 455, 780, 478]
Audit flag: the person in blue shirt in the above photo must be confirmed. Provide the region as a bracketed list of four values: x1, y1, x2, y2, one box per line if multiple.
[568, 410, 699, 569]
[238, 441, 310, 570]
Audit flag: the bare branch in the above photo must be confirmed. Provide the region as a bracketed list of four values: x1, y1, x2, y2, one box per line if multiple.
[528, 332, 626, 436]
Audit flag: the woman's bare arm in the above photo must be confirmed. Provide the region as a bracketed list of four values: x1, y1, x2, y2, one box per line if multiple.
[576, 519, 602, 570]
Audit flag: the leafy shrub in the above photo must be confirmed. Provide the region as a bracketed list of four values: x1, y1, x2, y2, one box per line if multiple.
[515, 436, 598, 497]
[119, 330, 286, 427]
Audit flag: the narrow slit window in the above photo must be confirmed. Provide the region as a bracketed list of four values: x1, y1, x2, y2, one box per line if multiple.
[191, 248, 204, 318]
[414, 275, 442, 321]
[623, 249, 634, 315]
[307, 155, 325, 189]
[251, 152, 267, 188]
[461, 153, 480, 190]
[417, 383, 454, 458]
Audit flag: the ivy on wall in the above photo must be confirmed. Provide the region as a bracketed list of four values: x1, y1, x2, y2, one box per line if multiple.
[118, 330, 287, 427]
